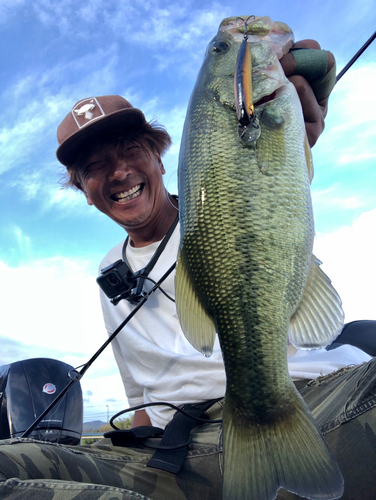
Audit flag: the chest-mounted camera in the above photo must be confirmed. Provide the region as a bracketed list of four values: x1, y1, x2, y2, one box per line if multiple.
[97, 212, 179, 306]
[96, 260, 147, 305]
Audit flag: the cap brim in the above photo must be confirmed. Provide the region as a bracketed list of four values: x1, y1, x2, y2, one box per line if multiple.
[56, 107, 147, 166]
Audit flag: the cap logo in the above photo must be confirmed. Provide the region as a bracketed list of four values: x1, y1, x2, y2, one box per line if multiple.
[71, 97, 106, 129]
[74, 103, 96, 120]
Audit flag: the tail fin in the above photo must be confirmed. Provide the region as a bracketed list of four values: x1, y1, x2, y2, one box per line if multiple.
[222, 392, 344, 500]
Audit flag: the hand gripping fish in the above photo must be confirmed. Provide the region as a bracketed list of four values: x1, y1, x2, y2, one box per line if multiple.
[175, 15, 344, 500]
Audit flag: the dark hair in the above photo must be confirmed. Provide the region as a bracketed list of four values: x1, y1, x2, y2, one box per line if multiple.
[60, 120, 172, 190]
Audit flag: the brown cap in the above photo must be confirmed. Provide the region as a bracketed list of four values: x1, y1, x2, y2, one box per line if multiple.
[56, 95, 148, 166]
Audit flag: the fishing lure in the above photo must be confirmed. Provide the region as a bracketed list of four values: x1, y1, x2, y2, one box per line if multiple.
[234, 16, 261, 145]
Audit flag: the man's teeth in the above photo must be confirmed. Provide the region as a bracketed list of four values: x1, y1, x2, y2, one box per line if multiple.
[113, 185, 142, 203]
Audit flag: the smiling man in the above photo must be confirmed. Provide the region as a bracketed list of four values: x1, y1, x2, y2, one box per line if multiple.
[58, 96, 178, 247]
[0, 42, 376, 500]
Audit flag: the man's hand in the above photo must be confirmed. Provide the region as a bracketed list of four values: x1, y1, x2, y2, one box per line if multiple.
[131, 409, 152, 428]
[280, 40, 336, 147]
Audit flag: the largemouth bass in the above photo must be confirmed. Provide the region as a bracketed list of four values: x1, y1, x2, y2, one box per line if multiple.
[175, 15, 344, 500]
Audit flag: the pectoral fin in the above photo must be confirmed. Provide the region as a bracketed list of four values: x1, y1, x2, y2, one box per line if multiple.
[175, 253, 216, 357]
[289, 255, 344, 349]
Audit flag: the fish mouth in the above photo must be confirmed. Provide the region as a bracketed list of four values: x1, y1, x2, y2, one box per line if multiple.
[254, 91, 277, 107]
[110, 184, 144, 203]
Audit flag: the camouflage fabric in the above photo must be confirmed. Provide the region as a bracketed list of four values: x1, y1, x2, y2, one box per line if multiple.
[0, 478, 150, 500]
[277, 358, 376, 499]
[1, 358, 376, 500]
[0, 401, 224, 500]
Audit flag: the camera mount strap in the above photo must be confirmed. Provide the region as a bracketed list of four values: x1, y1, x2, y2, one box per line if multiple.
[121, 212, 179, 302]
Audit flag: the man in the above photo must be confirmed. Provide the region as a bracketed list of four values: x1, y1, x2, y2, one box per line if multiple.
[0, 41, 375, 500]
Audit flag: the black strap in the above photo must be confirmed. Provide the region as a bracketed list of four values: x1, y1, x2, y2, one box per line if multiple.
[104, 399, 220, 475]
[122, 213, 179, 275]
[146, 399, 219, 474]
[104, 426, 164, 447]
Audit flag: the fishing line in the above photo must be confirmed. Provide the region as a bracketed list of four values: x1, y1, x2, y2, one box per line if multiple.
[39, 397, 65, 441]
[165, 168, 178, 193]
[165, 191, 179, 212]
[139, 274, 175, 302]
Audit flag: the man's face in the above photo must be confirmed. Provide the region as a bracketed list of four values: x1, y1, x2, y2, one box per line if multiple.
[78, 140, 166, 229]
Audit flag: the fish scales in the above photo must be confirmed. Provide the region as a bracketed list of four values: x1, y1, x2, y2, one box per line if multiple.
[176, 15, 344, 500]
[180, 63, 310, 415]
[181, 101, 304, 414]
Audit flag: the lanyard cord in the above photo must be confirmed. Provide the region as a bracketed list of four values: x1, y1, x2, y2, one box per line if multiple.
[120, 214, 179, 303]
[122, 213, 179, 274]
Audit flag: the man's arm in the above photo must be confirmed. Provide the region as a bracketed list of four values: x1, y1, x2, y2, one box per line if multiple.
[280, 40, 336, 147]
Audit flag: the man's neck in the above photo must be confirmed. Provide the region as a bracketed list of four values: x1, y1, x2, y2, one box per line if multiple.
[126, 198, 179, 248]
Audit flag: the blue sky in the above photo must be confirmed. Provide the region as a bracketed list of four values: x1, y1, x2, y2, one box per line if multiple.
[0, 0, 375, 424]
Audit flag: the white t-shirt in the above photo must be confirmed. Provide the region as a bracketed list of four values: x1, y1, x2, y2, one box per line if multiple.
[99, 222, 371, 428]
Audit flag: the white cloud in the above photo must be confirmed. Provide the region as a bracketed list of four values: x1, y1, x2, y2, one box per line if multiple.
[312, 186, 364, 211]
[0, 257, 106, 351]
[0, 0, 25, 22]
[1, 0, 222, 75]
[0, 255, 127, 421]
[338, 151, 376, 166]
[5, 168, 104, 221]
[13, 225, 32, 259]
[310, 62, 376, 225]
[0, 88, 70, 175]
[117, 4, 220, 50]
[317, 64, 376, 150]
[0, 46, 118, 179]
[313, 208, 376, 323]
[81, 373, 129, 422]
[0, 335, 84, 366]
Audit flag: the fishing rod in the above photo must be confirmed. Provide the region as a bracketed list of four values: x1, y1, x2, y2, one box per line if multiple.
[336, 30, 376, 83]
[21, 262, 176, 438]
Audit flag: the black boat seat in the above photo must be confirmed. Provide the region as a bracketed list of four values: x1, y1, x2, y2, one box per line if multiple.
[327, 320, 376, 357]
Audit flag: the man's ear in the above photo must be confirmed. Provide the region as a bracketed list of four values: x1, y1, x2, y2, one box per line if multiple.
[154, 151, 166, 175]
[84, 193, 94, 206]
[74, 182, 93, 206]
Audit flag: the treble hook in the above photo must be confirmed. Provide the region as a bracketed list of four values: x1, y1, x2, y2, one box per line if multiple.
[236, 15, 256, 40]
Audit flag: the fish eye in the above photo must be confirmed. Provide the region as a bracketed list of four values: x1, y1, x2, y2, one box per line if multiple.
[211, 41, 230, 53]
